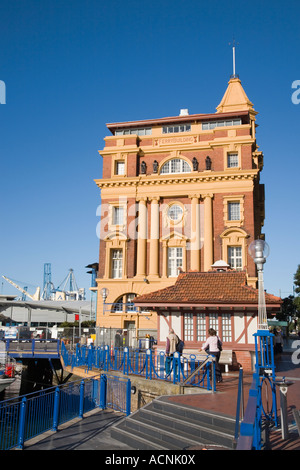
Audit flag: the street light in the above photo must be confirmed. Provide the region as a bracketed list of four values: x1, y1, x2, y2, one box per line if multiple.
[100, 287, 109, 315]
[249, 239, 270, 330]
[249, 240, 279, 432]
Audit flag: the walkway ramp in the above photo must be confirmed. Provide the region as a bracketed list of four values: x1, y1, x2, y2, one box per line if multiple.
[110, 395, 237, 450]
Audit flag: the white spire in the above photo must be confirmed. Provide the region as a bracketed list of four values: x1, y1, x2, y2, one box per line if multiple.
[229, 37, 239, 78]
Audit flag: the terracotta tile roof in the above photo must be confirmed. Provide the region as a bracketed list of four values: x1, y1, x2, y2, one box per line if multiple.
[134, 271, 281, 306]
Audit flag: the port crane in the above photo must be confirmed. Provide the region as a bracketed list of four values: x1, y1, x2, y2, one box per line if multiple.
[2, 276, 41, 301]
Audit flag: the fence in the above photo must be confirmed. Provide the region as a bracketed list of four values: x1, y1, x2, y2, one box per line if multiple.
[236, 330, 278, 450]
[0, 374, 131, 450]
[61, 342, 216, 391]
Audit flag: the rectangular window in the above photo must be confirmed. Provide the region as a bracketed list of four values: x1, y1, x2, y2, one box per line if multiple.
[184, 313, 194, 341]
[111, 249, 123, 279]
[116, 161, 125, 175]
[201, 118, 241, 130]
[209, 313, 218, 335]
[222, 314, 232, 342]
[162, 124, 191, 134]
[196, 313, 206, 341]
[227, 153, 239, 168]
[115, 127, 152, 136]
[168, 247, 183, 277]
[228, 202, 240, 220]
[112, 206, 124, 225]
[228, 246, 242, 270]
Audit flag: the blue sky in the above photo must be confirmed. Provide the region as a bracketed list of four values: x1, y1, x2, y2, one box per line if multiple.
[0, 0, 299, 300]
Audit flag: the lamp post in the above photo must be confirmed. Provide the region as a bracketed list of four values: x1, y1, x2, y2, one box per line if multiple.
[249, 240, 278, 434]
[100, 287, 109, 315]
[248, 239, 270, 330]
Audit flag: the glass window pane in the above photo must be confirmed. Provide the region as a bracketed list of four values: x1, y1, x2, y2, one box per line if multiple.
[209, 313, 218, 335]
[197, 313, 206, 341]
[228, 246, 243, 271]
[228, 202, 240, 220]
[167, 204, 183, 221]
[168, 247, 183, 277]
[222, 314, 232, 342]
[227, 153, 238, 168]
[111, 249, 123, 278]
[184, 313, 194, 341]
[116, 161, 125, 175]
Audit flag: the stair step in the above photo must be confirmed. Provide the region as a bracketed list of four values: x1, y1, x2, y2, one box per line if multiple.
[110, 425, 169, 450]
[110, 396, 237, 450]
[133, 407, 234, 449]
[113, 413, 210, 450]
[151, 397, 236, 434]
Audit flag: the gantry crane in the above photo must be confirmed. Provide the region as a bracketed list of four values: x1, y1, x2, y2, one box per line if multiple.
[2, 276, 41, 301]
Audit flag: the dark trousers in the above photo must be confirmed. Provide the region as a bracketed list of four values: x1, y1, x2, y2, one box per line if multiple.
[209, 351, 222, 382]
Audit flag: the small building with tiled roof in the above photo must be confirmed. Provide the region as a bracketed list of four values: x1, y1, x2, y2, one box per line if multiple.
[134, 266, 281, 371]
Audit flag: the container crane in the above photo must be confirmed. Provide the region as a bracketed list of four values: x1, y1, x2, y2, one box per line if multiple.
[2, 276, 41, 301]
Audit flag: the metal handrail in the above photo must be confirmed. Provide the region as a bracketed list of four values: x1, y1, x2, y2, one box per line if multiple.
[180, 355, 215, 385]
[234, 366, 244, 441]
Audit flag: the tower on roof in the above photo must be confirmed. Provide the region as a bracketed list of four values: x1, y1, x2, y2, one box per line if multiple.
[216, 77, 256, 114]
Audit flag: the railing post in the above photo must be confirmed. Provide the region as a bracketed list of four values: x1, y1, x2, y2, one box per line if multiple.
[79, 380, 85, 418]
[146, 349, 152, 379]
[126, 379, 131, 416]
[123, 347, 129, 375]
[16, 397, 27, 450]
[100, 374, 107, 409]
[52, 386, 60, 431]
[235, 367, 244, 440]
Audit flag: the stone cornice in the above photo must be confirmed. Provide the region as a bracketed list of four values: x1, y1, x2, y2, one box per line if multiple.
[94, 169, 258, 189]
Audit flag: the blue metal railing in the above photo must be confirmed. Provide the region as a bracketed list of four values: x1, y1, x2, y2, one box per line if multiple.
[236, 330, 278, 450]
[5, 338, 60, 358]
[0, 374, 131, 450]
[61, 342, 216, 391]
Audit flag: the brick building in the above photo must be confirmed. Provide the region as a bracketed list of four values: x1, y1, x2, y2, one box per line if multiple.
[94, 76, 270, 347]
[134, 266, 281, 371]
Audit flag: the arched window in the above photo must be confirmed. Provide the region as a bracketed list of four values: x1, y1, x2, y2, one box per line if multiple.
[112, 293, 137, 312]
[160, 158, 191, 175]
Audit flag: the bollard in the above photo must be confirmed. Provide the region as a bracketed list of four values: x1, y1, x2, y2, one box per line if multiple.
[274, 377, 294, 440]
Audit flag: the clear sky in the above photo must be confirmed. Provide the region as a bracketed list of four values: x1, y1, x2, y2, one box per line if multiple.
[0, 0, 299, 300]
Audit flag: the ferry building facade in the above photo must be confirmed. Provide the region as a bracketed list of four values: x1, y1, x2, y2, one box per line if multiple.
[94, 77, 276, 355]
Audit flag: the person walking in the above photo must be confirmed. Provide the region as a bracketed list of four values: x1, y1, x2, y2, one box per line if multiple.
[199, 328, 223, 383]
[165, 328, 178, 376]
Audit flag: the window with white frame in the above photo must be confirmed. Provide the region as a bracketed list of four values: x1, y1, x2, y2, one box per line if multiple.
[202, 118, 241, 130]
[168, 247, 183, 277]
[111, 249, 123, 279]
[228, 246, 243, 270]
[228, 202, 240, 220]
[227, 153, 239, 168]
[222, 314, 232, 342]
[112, 206, 124, 225]
[197, 313, 206, 341]
[112, 293, 137, 312]
[115, 127, 152, 136]
[184, 313, 194, 341]
[162, 123, 191, 134]
[160, 158, 191, 174]
[209, 313, 219, 335]
[115, 161, 125, 175]
[167, 204, 183, 222]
